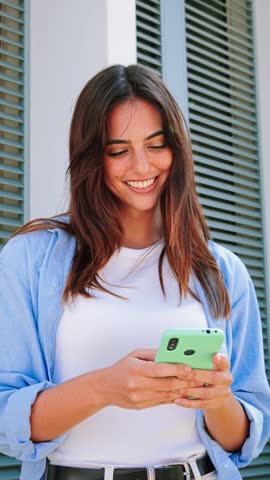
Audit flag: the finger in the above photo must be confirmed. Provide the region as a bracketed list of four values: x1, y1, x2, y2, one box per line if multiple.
[144, 361, 192, 379]
[126, 389, 181, 407]
[130, 349, 158, 362]
[187, 368, 231, 386]
[176, 385, 218, 400]
[212, 353, 230, 372]
[174, 396, 219, 409]
[137, 377, 205, 393]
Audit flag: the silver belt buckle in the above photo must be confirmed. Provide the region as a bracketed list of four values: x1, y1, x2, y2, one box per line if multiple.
[104, 466, 114, 480]
[148, 462, 191, 480]
[181, 462, 191, 480]
[186, 457, 202, 480]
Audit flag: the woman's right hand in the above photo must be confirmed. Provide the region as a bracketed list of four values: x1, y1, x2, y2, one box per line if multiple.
[30, 348, 202, 441]
[99, 349, 202, 410]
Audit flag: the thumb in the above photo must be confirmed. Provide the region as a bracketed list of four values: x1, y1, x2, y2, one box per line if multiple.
[212, 353, 230, 371]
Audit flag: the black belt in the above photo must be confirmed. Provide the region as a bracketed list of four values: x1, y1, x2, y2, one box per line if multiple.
[46, 454, 214, 480]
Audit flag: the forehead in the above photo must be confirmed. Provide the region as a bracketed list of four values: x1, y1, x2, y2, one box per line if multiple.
[107, 99, 163, 139]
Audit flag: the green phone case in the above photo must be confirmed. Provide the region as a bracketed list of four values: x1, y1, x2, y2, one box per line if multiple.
[155, 328, 225, 369]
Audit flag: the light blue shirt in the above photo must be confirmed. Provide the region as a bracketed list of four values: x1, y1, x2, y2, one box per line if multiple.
[0, 224, 270, 480]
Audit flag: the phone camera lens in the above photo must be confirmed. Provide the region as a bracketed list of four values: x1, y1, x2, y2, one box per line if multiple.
[206, 329, 211, 334]
[184, 349, 195, 356]
[167, 338, 179, 351]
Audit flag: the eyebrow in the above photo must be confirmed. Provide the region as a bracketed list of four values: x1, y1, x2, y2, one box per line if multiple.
[106, 129, 164, 145]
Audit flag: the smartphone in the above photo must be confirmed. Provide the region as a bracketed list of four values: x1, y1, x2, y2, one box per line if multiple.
[155, 328, 225, 370]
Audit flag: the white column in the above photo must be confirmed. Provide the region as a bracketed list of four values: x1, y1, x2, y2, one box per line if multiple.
[254, 0, 270, 338]
[106, 0, 137, 66]
[28, 0, 136, 219]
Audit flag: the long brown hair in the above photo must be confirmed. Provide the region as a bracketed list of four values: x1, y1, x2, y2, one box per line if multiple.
[14, 64, 230, 318]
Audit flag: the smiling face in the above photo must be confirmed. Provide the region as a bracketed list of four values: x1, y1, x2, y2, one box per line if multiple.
[104, 98, 173, 219]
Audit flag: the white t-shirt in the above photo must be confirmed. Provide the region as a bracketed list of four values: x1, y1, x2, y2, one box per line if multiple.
[48, 239, 208, 468]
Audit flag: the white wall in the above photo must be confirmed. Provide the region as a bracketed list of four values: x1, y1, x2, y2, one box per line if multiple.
[254, 0, 270, 330]
[28, 0, 136, 218]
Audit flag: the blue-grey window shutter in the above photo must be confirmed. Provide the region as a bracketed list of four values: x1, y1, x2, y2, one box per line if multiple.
[136, 0, 162, 77]
[0, 0, 24, 477]
[185, 0, 270, 474]
[136, 0, 270, 477]
[0, 0, 25, 249]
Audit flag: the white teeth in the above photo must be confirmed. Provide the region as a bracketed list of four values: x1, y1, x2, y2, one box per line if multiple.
[126, 177, 156, 189]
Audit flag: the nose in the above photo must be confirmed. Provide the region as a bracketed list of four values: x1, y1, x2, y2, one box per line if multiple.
[132, 149, 151, 176]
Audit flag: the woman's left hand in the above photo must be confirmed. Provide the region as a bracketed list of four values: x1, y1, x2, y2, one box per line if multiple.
[174, 353, 233, 410]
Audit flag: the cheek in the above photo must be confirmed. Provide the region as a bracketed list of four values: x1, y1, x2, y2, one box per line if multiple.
[158, 153, 173, 172]
[104, 159, 124, 179]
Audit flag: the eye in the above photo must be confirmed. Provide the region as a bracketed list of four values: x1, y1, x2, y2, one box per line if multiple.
[107, 149, 128, 158]
[148, 144, 167, 151]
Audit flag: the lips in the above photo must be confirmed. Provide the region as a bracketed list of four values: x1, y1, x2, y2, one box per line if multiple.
[125, 176, 158, 193]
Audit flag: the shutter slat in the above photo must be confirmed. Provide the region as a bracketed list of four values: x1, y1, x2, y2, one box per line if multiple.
[0, 21, 23, 36]
[135, 10, 161, 27]
[0, 216, 22, 227]
[0, 34, 23, 48]
[0, 47, 23, 61]
[0, 112, 23, 124]
[0, 59, 23, 73]
[0, 10, 24, 25]
[0, 124, 23, 135]
[136, 31, 161, 47]
[0, 150, 23, 161]
[0, 164, 24, 175]
[0, 84, 23, 98]
[0, 176, 23, 187]
[0, 189, 23, 200]
[0, 0, 24, 10]
[0, 203, 22, 214]
[0, 72, 24, 86]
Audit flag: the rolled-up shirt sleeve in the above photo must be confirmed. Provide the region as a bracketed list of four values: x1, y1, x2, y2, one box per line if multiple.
[227, 256, 270, 466]
[0, 251, 68, 462]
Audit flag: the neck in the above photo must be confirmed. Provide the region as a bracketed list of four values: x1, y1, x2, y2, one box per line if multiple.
[121, 208, 163, 249]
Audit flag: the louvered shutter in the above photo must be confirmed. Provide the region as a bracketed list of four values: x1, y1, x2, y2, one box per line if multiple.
[0, 2, 24, 476]
[0, 0, 25, 249]
[185, 0, 270, 476]
[185, 0, 270, 477]
[136, 0, 162, 77]
[137, 0, 270, 477]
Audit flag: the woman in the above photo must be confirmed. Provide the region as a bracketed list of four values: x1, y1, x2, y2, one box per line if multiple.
[0, 64, 269, 480]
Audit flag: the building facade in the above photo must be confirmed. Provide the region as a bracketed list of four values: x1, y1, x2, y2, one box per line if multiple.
[0, 0, 269, 478]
